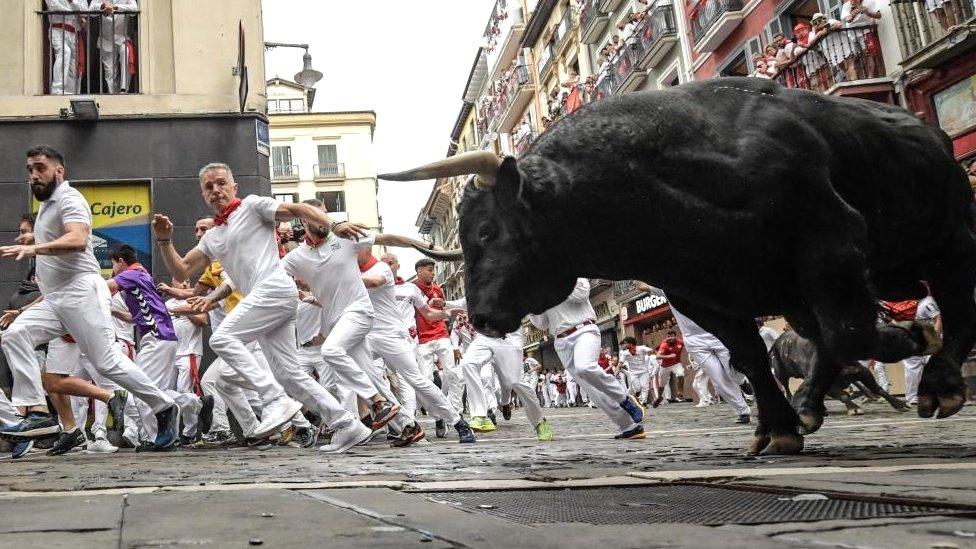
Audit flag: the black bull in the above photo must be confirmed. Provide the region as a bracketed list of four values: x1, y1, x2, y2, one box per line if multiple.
[380, 77, 976, 455]
[770, 330, 910, 414]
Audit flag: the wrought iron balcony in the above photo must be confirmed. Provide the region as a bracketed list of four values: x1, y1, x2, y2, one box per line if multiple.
[514, 130, 537, 155]
[555, 7, 579, 53]
[314, 163, 345, 180]
[272, 164, 299, 181]
[690, 0, 745, 52]
[496, 64, 534, 133]
[773, 26, 888, 95]
[634, 4, 679, 70]
[891, 0, 975, 68]
[537, 41, 557, 78]
[580, 0, 610, 44]
[41, 9, 141, 95]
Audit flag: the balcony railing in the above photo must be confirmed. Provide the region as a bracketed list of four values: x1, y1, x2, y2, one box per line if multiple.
[41, 9, 140, 95]
[272, 164, 299, 180]
[773, 26, 887, 94]
[892, 0, 976, 63]
[537, 41, 556, 77]
[314, 163, 345, 180]
[580, 0, 609, 43]
[556, 7, 578, 52]
[514, 130, 537, 155]
[635, 5, 678, 68]
[690, 0, 744, 44]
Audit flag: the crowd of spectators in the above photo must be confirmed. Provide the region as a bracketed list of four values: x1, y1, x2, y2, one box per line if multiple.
[750, 0, 882, 90]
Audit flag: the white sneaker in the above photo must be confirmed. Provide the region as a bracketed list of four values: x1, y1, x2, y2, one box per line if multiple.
[695, 401, 709, 408]
[85, 437, 118, 454]
[318, 422, 371, 454]
[254, 397, 303, 439]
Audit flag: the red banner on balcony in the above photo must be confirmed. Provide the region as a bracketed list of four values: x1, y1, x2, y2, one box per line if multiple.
[565, 87, 583, 115]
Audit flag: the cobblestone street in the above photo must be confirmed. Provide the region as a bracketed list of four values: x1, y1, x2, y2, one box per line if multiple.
[3, 400, 976, 547]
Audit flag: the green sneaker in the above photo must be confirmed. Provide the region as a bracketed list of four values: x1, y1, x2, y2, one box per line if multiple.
[535, 418, 554, 442]
[469, 416, 496, 432]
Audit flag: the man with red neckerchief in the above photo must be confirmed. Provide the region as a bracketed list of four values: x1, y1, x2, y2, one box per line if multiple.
[413, 258, 465, 419]
[153, 162, 366, 452]
[654, 330, 686, 408]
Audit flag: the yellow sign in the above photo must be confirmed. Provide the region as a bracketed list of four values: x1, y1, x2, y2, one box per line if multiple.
[33, 182, 152, 277]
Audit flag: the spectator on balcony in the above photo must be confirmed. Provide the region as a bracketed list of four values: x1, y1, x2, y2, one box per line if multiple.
[46, 0, 89, 95]
[925, 0, 959, 31]
[841, 0, 882, 79]
[751, 55, 772, 79]
[763, 44, 782, 75]
[809, 13, 857, 84]
[583, 75, 597, 103]
[90, 1, 137, 94]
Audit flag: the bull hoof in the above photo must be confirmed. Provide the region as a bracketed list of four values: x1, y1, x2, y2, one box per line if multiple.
[747, 434, 771, 456]
[936, 394, 966, 418]
[917, 394, 938, 418]
[891, 399, 911, 412]
[758, 433, 804, 455]
[847, 407, 864, 416]
[797, 410, 823, 435]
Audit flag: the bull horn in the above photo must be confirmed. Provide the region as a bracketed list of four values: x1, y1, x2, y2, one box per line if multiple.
[378, 151, 501, 189]
[412, 244, 464, 262]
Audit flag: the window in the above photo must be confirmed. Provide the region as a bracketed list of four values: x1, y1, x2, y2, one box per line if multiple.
[316, 144, 342, 178]
[718, 50, 750, 77]
[42, 9, 140, 95]
[273, 193, 298, 203]
[268, 98, 306, 113]
[315, 190, 348, 222]
[271, 146, 296, 179]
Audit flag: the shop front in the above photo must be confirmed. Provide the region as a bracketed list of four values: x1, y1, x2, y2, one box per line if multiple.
[620, 289, 677, 349]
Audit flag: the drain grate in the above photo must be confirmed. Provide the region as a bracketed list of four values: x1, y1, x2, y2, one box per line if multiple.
[419, 484, 971, 526]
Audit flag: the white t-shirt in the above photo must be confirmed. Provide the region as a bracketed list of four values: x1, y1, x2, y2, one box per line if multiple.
[295, 299, 322, 346]
[916, 296, 940, 323]
[669, 302, 726, 352]
[528, 278, 596, 336]
[34, 182, 101, 293]
[841, 0, 880, 26]
[281, 232, 375, 332]
[394, 280, 428, 336]
[166, 298, 203, 357]
[619, 346, 655, 374]
[364, 260, 409, 337]
[195, 195, 290, 296]
[111, 292, 135, 344]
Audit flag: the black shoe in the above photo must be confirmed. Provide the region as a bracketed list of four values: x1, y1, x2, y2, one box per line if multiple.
[198, 395, 214, 434]
[119, 434, 137, 449]
[487, 409, 497, 427]
[386, 428, 401, 441]
[0, 412, 60, 440]
[455, 420, 476, 444]
[614, 425, 646, 440]
[435, 419, 447, 438]
[153, 405, 180, 450]
[303, 409, 322, 427]
[107, 389, 128, 435]
[501, 404, 512, 421]
[135, 440, 156, 453]
[46, 428, 86, 456]
[180, 435, 194, 446]
[390, 423, 426, 448]
[11, 439, 34, 459]
[735, 414, 751, 424]
[296, 426, 319, 449]
[245, 436, 272, 448]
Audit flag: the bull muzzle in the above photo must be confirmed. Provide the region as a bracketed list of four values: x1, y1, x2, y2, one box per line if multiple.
[412, 244, 464, 262]
[378, 151, 502, 190]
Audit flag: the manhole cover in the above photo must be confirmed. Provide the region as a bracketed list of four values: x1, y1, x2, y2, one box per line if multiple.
[418, 484, 971, 526]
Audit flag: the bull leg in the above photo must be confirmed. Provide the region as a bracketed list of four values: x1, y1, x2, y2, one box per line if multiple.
[848, 366, 909, 412]
[919, 228, 976, 418]
[829, 384, 863, 415]
[669, 297, 802, 455]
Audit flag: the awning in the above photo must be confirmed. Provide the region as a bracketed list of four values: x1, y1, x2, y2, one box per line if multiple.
[623, 304, 672, 326]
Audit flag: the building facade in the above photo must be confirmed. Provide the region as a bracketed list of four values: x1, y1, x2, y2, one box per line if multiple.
[266, 79, 381, 231]
[0, 0, 270, 297]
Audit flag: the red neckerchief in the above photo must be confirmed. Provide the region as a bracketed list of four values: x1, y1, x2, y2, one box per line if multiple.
[626, 346, 636, 355]
[126, 263, 147, 273]
[213, 198, 242, 226]
[359, 255, 379, 273]
[395, 276, 405, 285]
[305, 235, 322, 248]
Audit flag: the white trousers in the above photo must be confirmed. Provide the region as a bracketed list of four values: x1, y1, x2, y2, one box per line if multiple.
[463, 334, 543, 428]
[2, 274, 174, 413]
[54, 339, 140, 440]
[176, 354, 201, 437]
[200, 343, 263, 434]
[687, 346, 750, 416]
[629, 371, 652, 403]
[211, 280, 353, 434]
[417, 337, 463, 413]
[99, 42, 129, 93]
[691, 364, 712, 403]
[481, 362, 500, 412]
[134, 335, 201, 441]
[50, 29, 78, 94]
[0, 390, 21, 426]
[554, 326, 634, 431]
[903, 356, 928, 402]
[873, 362, 891, 393]
[368, 331, 460, 426]
[322, 310, 409, 430]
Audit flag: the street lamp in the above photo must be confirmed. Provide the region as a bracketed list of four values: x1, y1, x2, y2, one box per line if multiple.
[264, 42, 323, 88]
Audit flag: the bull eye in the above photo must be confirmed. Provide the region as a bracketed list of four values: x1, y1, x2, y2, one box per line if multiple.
[477, 223, 496, 243]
